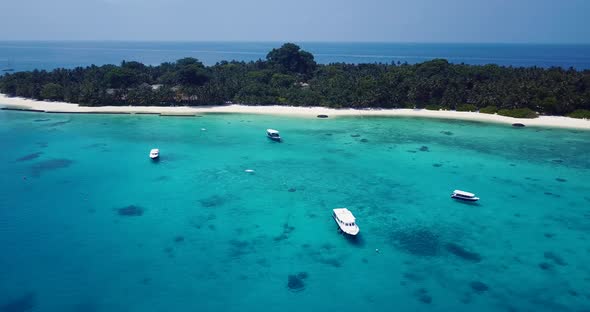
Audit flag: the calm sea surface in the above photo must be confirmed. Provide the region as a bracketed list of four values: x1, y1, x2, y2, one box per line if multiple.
[1, 110, 589, 311]
[1, 41, 590, 71]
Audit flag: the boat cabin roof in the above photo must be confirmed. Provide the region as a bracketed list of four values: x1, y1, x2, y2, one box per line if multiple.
[453, 190, 475, 197]
[150, 148, 159, 153]
[333, 208, 356, 223]
[267, 129, 279, 134]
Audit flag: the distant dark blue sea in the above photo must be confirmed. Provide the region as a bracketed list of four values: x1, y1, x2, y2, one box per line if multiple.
[1, 41, 590, 72]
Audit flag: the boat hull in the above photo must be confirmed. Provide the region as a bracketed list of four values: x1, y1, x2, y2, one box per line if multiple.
[451, 194, 479, 201]
[267, 135, 281, 142]
[333, 215, 360, 236]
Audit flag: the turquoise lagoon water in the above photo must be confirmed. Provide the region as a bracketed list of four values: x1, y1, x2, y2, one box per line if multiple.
[0, 110, 589, 311]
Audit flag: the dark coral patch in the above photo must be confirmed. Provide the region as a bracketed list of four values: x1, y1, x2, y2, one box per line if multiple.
[470, 281, 489, 293]
[555, 178, 567, 182]
[198, 195, 226, 208]
[174, 236, 185, 243]
[318, 258, 341, 267]
[33, 118, 51, 122]
[392, 228, 440, 257]
[544, 251, 567, 266]
[116, 205, 144, 216]
[288, 188, 297, 192]
[30, 158, 74, 177]
[228, 239, 254, 258]
[48, 119, 72, 127]
[440, 131, 453, 136]
[274, 223, 295, 241]
[418, 146, 429, 152]
[432, 163, 443, 167]
[296, 272, 308, 280]
[350, 134, 361, 137]
[1, 292, 36, 312]
[16, 152, 43, 162]
[539, 262, 553, 270]
[360, 138, 369, 143]
[403, 272, 424, 281]
[287, 272, 308, 291]
[445, 242, 482, 262]
[414, 288, 432, 304]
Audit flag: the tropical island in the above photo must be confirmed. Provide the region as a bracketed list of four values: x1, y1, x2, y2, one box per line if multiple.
[1, 43, 590, 120]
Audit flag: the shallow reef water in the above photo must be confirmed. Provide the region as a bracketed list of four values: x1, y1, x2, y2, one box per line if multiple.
[0, 111, 590, 311]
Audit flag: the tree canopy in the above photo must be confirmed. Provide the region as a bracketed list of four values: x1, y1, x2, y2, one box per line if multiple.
[266, 43, 317, 77]
[1, 43, 589, 117]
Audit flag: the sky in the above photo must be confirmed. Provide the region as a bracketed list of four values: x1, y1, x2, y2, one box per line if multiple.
[0, 0, 589, 43]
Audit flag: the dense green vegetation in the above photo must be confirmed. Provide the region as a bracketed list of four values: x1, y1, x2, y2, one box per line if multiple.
[1, 43, 589, 117]
[497, 108, 538, 118]
[479, 106, 498, 114]
[568, 109, 590, 119]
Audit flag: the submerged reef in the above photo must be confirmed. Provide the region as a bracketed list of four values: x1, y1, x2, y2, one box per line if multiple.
[174, 235, 185, 243]
[47, 119, 72, 127]
[287, 272, 308, 292]
[198, 195, 227, 208]
[116, 205, 145, 216]
[544, 251, 567, 266]
[469, 281, 489, 293]
[414, 288, 432, 304]
[30, 159, 74, 177]
[0, 292, 36, 312]
[539, 262, 553, 270]
[274, 223, 296, 241]
[445, 242, 482, 262]
[16, 152, 43, 162]
[392, 227, 440, 257]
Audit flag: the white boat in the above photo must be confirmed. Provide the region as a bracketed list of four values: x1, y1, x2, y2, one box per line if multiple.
[332, 208, 360, 236]
[149, 148, 159, 159]
[451, 190, 479, 202]
[267, 129, 281, 141]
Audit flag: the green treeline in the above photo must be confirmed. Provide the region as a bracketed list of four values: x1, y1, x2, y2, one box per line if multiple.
[1, 43, 590, 118]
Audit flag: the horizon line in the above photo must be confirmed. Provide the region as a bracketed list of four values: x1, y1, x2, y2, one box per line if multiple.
[0, 39, 589, 46]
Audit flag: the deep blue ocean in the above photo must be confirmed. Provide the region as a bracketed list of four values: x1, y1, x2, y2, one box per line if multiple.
[1, 41, 590, 72]
[1, 110, 590, 311]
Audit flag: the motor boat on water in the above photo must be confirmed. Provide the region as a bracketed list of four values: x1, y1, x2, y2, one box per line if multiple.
[149, 148, 160, 160]
[451, 190, 479, 202]
[332, 208, 360, 236]
[267, 129, 281, 141]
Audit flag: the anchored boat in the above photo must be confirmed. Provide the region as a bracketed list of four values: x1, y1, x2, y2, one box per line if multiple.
[451, 190, 479, 202]
[149, 148, 160, 160]
[332, 208, 360, 236]
[266, 129, 281, 141]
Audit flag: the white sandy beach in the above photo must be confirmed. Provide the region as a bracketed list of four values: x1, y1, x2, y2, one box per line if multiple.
[1, 93, 589, 130]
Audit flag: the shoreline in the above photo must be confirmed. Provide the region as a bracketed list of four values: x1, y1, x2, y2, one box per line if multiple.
[1, 94, 589, 130]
